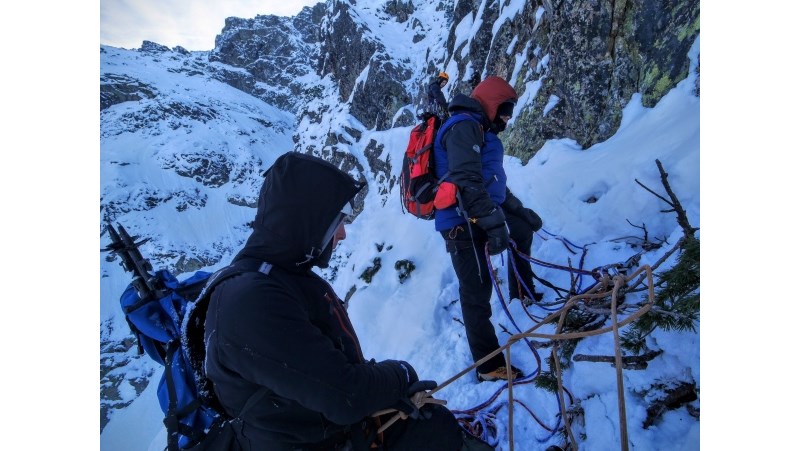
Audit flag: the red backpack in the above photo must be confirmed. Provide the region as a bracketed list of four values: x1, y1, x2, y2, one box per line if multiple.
[400, 113, 443, 219]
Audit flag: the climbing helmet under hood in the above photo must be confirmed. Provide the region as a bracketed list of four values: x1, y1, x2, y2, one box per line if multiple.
[236, 152, 365, 269]
[470, 76, 518, 123]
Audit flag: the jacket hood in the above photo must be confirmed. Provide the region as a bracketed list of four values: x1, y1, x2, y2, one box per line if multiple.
[448, 93, 489, 127]
[470, 76, 518, 122]
[235, 152, 364, 269]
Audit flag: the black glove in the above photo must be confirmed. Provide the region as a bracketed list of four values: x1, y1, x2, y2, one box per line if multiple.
[501, 189, 523, 213]
[485, 225, 509, 255]
[520, 208, 542, 232]
[383, 359, 419, 385]
[473, 208, 509, 255]
[392, 380, 438, 420]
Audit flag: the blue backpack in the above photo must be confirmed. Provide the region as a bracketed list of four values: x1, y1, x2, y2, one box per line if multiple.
[105, 223, 266, 451]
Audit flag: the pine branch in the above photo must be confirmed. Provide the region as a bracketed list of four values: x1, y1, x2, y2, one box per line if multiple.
[534, 371, 559, 394]
[628, 235, 686, 289]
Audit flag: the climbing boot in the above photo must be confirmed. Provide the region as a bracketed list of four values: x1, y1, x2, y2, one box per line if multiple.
[477, 365, 523, 382]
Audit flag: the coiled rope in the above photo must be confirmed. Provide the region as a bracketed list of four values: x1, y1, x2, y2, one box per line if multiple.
[374, 249, 655, 451]
[373, 223, 672, 451]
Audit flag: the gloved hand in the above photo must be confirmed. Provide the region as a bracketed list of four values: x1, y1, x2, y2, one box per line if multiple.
[383, 359, 418, 384]
[473, 208, 509, 255]
[520, 208, 543, 232]
[484, 225, 509, 255]
[392, 380, 438, 420]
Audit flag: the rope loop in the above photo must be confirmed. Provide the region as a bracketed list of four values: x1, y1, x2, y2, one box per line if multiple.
[372, 226, 658, 451]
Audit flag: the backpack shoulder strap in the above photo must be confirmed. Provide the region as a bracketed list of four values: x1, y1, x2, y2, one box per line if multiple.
[182, 259, 274, 410]
[200, 263, 274, 409]
[197, 259, 273, 302]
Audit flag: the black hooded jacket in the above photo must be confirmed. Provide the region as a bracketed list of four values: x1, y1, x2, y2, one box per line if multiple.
[427, 77, 448, 113]
[204, 152, 412, 449]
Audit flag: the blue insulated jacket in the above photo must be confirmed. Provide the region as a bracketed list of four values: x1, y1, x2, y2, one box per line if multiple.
[433, 113, 507, 231]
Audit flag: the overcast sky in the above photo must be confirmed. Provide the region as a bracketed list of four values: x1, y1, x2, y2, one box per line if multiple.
[100, 0, 322, 50]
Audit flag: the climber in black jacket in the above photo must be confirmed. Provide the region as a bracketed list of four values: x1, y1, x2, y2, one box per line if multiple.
[203, 152, 467, 450]
[426, 71, 450, 117]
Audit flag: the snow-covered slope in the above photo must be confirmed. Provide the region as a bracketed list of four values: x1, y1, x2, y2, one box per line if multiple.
[100, 4, 700, 450]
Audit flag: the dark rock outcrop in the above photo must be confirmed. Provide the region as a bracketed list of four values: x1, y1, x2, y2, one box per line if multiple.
[443, 0, 700, 162]
[208, 4, 326, 112]
[100, 74, 157, 110]
[140, 40, 171, 53]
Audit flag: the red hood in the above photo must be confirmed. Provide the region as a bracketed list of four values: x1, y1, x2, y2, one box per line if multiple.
[470, 76, 518, 122]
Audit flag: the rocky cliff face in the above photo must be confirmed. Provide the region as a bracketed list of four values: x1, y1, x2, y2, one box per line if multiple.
[442, 0, 699, 162]
[104, 0, 699, 200]
[207, 4, 327, 112]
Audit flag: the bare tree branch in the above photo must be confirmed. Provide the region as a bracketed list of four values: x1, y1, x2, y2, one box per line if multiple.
[573, 350, 663, 370]
[635, 159, 698, 241]
[655, 159, 698, 239]
[625, 219, 648, 240]
[634, 179, 672, 205]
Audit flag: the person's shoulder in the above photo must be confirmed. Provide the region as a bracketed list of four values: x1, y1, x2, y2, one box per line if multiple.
[444, 115, 484, 143]
[217, 267, 300, 297]
[448, 94, 481, 111]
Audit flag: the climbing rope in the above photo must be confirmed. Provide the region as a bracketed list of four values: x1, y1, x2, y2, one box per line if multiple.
[495, 264, 655, 451]
[371, 391, 448, 433]
[373, 239, 656, 451]
[536, 227, 589, 255]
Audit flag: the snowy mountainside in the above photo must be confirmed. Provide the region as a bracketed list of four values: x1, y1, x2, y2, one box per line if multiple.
[100, 45, 294, 276]
[101, 1, 700, 449]
[100, 44, 296, 427]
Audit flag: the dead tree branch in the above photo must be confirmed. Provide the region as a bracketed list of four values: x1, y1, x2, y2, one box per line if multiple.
[573, 350, 663, 370]
[635, 159, 698, 240]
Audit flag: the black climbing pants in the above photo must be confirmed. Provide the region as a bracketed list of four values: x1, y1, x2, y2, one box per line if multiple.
[504, 211, 535, 301]
[274, 404, 463, 451]
[442, 225, 506, 374]
[379, 403, 464, 450]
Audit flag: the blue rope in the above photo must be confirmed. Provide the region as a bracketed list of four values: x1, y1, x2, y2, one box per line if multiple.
[506, 240, 566, 312]
[459, 228, 643, 447]
[537, 227, 592, 255]
[486, 243, 542, 362]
